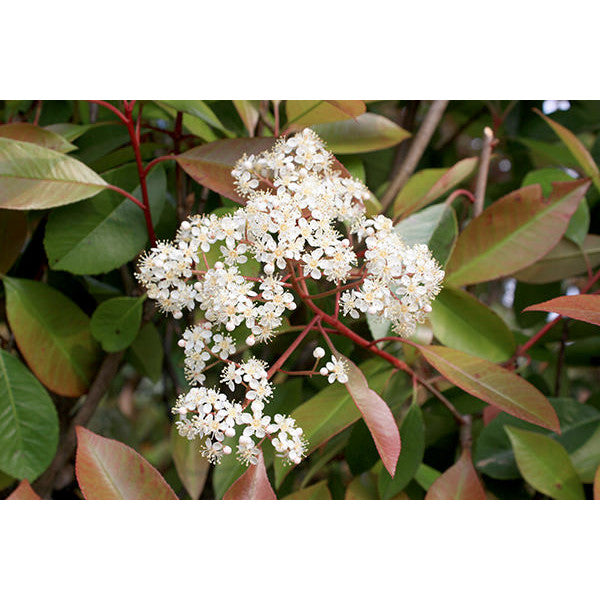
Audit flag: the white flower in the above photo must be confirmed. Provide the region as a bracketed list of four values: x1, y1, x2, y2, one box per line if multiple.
[324, 356, 349, 384]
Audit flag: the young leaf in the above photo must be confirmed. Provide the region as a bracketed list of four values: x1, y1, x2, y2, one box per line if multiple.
[223, 450, 276, 500]
[126, 323, 164, 383]
[425, 449, 486, 499]
[444, 180, 590, 287]
[514, 234, 600, 283]
[0, 349, 59, 480]
[429, 287, 516, 362]
[393, 157, 478, 218]
[312, 113, 410, 154]
[378, 403, 425, 499]
[505, 426, 585, 500]
[286, 100, 366, 128]
[418, 345, 560, 433]
[170, 427, 210, 500]
[90, 296, 144, 352]
[3, 277, 101, 397]
[233, 100, 260, 136]
[524, 294, 600, 327]
[0, 138, 107, 209]
[535, 108, 600, 193]
[282, 480, 332, 500]
[44, 164, 166, 275]
[0, 122, 76, 153]
[75, 426, 178, 500]
[6, 480, 41, 500]
[336, 352, 401, 477]
[0, 209, 28, 274]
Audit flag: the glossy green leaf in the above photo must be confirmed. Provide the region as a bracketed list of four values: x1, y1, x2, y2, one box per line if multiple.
[345, 471, 379, 499]
[170, 427, 210, 500]
[283, 480, 332, 500]
[312, 113, 410, 154]
[0, 138, 107, 209]
[378, 403, 425, 499]
[445, 180, 590, 287]
[514, 234, 600, 283]
[337, 353, 401, 477]
[505, 426, 584, 499]
[90, 296, 144, 352]
[3, 277, 101, 397]
[75, 426, 178, 500]
[160, 100, 233, 137]
[0, 209, 28, 274]
[425, 449, 486, 499]
[286, 100, 366, 128]
[394, 203, 458, 266]
[126, 323, 164, 383]
[535, 108, 600, 193]
[154, 102, 217, 142]
[430, 287, 516, 362]
[44, 163, 166, 275]
[176, 137, 276, 203]
[414, 463, 442, 491]
[418, 345, 560, 432]
[568, 424, 600, 482]
[223, 450, 276, 500]
[524, 294, 600, 327]
[0, 349, 59, 480]
[393, 157, 478, 218]
[0, 123, 76, 152]
[273, 360, 394, 487]
[474, 397, 600, 480]
[44, 122, 96, 143]
[6, 479, 41, 500]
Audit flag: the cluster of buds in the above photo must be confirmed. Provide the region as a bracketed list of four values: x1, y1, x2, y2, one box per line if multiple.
[136, 127, 443, 467]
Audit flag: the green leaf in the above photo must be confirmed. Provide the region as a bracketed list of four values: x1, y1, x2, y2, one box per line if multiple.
[0, 209, 28, 274]
[514, 234, 600, 283]
[282, 480, 332, 500]
[505, 425, 584, 499]
[90, 296, 144, 352]
[418, 345, 560, 432]
[524, 294, 600, 327]
[273, 359, 395, 487]
[154, 102, 217, 142]
[568, 423, 600, 482]
[414, 463, 442, 491]
[0, 138, 107, 209]
[3, 277, 101, 397]
[286, 100, 366, 128]
[0, 123, 76, 152]
[535, 108, 600, 194]
[44, 163, 166, 275]
[378, 403, 425, 499]
[393, 157, 478, 218]
[170, 427, 210, 500]
[75, 426, 178, 500]
[312, 113, 410, 154]
[445, 180, 590, 286]
[160, 100, 234, 137]
[0, 349, 59, 480]
[474, 397, 600, 480]
[125, 323, 164, 383]
[44, 122, 96, 143]
[394, 203, 458, 266]
[429, 287, 516, 362]
[425, 449, 486, 500]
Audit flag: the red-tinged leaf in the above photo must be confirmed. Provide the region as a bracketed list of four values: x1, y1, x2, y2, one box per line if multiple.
[286, 100, 366, 129]
[594, 465, 600, 500]
[524, 294, 600, 327]
[6, 480, 41, 500]
[483, 405, 501, 426]
[223, 450, 276, 500]
[444, 180, 590, 287]
[426, 449, 486, 499]
[233, 100, 260, 136]
[0, 122, 76, 153]
[75, 426, 178, 500]
[418, 345, 560, 433]
[535, 108, 600, 193]
[336, 352, 401, 477]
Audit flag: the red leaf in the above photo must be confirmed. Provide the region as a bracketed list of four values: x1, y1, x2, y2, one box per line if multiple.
[6, 480, 40, 500]
[524, 294, 600, 327]
[426, 449, 486, 499]
[483, 405, 502, 426]
[223, 450, 276, 500]
[75, 426, 178, 500]
[336, 352, 401, 477]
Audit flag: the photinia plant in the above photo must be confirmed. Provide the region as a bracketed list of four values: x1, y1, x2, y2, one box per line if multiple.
[1, 99, 600, 500]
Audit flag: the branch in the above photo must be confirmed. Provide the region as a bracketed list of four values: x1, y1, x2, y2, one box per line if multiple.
[473, 126, 496, 217]
[380, 100, 449, 213]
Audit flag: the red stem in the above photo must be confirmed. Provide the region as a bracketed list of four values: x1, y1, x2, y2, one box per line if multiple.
[88, 100, 128, 124]
[107, 184, 146, 210]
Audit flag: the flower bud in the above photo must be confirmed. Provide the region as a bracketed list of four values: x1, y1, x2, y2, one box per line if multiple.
[313, 346, 325, 359]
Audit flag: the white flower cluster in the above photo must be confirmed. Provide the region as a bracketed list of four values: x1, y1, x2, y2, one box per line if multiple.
[136, 127, 444, 467]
